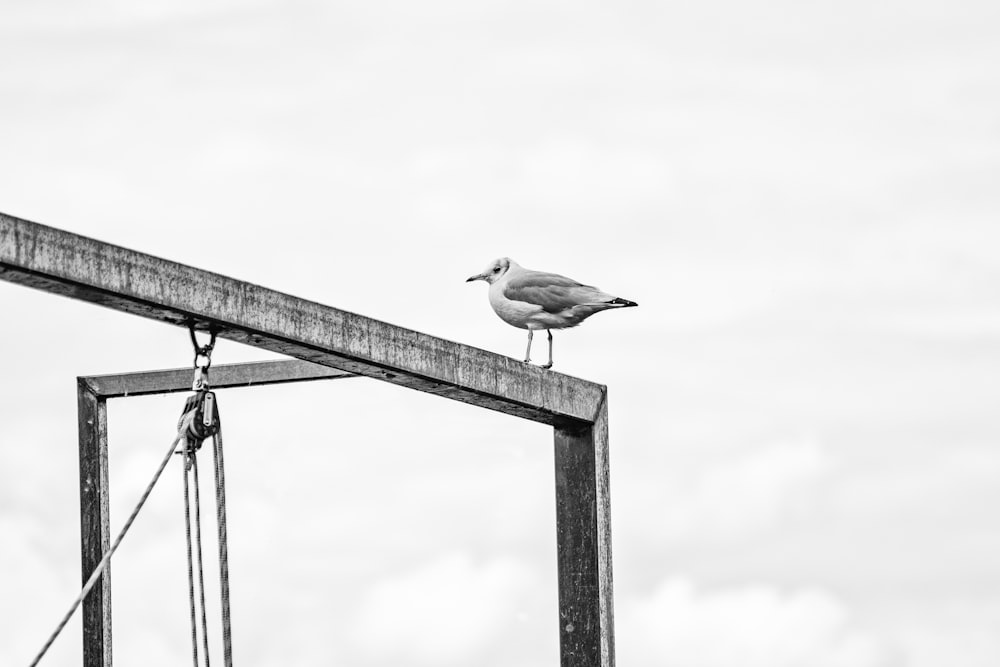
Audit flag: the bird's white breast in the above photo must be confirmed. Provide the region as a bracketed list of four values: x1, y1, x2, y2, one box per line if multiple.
[488, 281, 542, 329]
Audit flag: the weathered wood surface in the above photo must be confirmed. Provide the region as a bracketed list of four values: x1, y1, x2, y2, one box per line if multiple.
[81, 359, 356, 398]
[77, 384, 111, 667]
[7, 208, 619, 667]
[74, 360, 350, 667]
[0, 212, 605, 425]
[554, 394, 615, 667]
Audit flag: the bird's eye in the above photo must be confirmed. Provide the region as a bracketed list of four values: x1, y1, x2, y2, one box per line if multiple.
[493, 266, 500, 273]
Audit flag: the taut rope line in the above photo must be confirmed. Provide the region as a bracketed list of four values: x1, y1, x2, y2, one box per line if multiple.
[182, 441, 213, 667]
[212, 427, 234, 667]
[31, 326, 235, 667]
[28, 420, 192, 667]
[180, 325, 233, 667]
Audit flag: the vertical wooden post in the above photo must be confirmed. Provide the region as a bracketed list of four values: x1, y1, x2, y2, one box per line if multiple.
[553, 392, 615, 667]
[77, 380, 112, 667]
[0, 210, 621, 666]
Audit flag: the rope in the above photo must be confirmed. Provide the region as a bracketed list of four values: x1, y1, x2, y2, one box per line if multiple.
[182, 443, 213, 667]
[181, 386, 232, 667]
[178, 382, 231, 667]
[29, 420, 191, 667]
[212, 429, 234, 667]
[192, 453, 212, 667]
[31, 355, 235, 667]
[182, 444, 200, 667]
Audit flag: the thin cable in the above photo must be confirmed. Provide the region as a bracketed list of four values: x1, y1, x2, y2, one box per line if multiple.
[192, 452, 212, 667]
[212, 429, 233, 667]
[29, 426, 188, 667]
[182, 444, 200, 667]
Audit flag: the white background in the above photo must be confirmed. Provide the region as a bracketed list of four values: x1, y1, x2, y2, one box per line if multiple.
[2, 1, 999, 665]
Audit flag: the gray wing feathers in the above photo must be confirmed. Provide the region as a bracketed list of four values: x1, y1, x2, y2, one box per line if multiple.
[504, 271, 612, 313]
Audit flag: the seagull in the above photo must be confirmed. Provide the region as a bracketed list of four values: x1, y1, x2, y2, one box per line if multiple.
[466, 257, 637, 369]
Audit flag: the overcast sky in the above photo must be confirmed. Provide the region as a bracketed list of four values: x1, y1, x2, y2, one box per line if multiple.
[2, 1, 999, 666]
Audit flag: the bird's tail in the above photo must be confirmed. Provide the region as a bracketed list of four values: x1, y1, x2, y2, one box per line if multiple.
[606, 297, 638, 307]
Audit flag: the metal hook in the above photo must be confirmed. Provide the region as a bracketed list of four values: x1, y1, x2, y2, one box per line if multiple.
[188, 324, 217, 369]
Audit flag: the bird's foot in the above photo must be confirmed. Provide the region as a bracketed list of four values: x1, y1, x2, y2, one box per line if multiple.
[523, 358, 531, 364]
[540, 362, 553, 370]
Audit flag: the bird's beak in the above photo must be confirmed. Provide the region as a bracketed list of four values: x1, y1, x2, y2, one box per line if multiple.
[466, 273, 486, 283]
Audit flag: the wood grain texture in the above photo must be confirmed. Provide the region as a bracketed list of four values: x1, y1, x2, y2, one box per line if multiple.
[80, 359, 356, 398]
[1, 212, 604, 425]
[77, 383, 111, 667]
[5, 208, 619, 666]
[553, 392, 615, 667]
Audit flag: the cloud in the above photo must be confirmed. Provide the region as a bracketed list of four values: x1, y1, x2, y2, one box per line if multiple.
[883, 598, 1000, 667]
[518, 137, 679, 209]
[650, 439, 833, 544]
[0, 516, 80, 666]
[349, 552, 540, 665]
[618, 577, 897, 667]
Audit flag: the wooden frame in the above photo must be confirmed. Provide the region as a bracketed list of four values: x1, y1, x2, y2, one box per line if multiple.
[76, 360, 355, 666]
[2, 211, 615, 667]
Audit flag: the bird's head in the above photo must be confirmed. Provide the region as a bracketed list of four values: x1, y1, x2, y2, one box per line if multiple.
[466, 257, 512, 285]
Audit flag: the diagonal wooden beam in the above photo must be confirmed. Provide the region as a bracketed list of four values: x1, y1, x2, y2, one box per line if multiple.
[0, 211, 605, 425]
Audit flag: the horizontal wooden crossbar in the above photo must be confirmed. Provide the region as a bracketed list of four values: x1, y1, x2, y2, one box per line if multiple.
[0, 211, 606, 425]
[74, 358, 614, 667]
[79, 359, 356, 399]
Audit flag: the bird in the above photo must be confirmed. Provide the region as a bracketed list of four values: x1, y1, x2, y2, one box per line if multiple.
[466, 257, 637, 369]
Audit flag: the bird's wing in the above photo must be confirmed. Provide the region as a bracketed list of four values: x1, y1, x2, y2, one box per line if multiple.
[504, 271, 603, 313]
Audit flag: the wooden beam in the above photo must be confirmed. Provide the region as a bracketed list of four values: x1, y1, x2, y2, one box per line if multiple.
[554, 394, 615, 667]
[0, 212, 604, 425]
[10, 210, 619, 667]
[80, 359, 356, 399]
[74, 360, 349, 667]
[77, 382, 111, 667]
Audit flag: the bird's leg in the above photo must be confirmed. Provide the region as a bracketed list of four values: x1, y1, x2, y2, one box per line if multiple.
[524, 329, 533, 363]
[541, 330, 553, 369]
